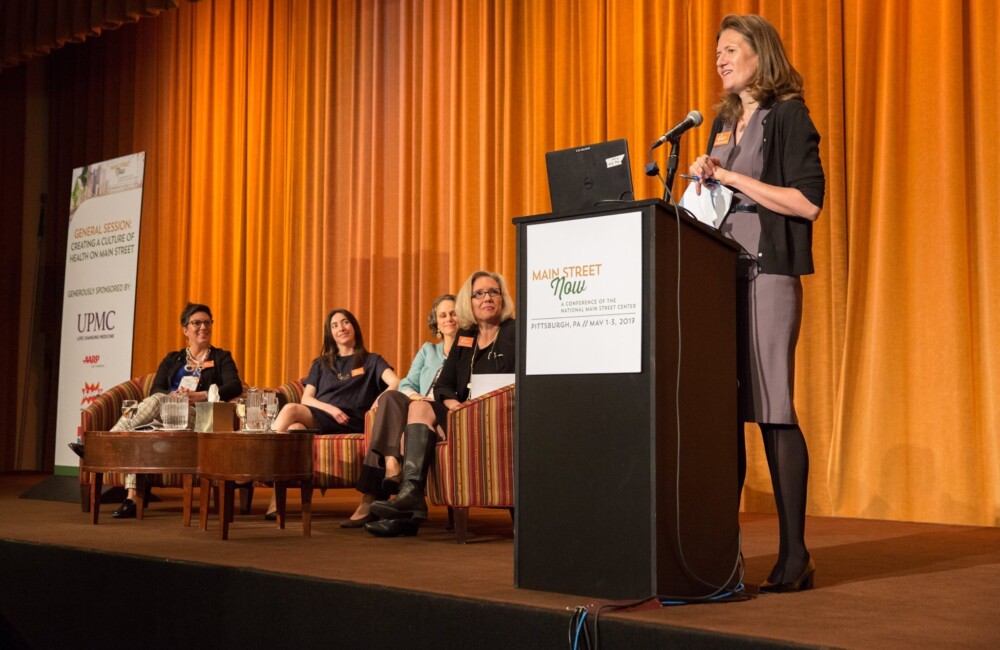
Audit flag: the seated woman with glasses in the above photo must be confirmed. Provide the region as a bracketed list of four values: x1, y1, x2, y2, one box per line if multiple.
[341, 294, 460, 528]
[267, 308, 400, 519]
[366, 270, 516, 537]
[104, 302, 243, 519]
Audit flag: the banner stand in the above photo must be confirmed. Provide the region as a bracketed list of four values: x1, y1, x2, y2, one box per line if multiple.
[52, 152, 146, 474]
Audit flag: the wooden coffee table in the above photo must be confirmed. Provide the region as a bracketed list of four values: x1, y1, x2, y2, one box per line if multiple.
[197, 431, 314, 540]
[81, 430, 199, 525]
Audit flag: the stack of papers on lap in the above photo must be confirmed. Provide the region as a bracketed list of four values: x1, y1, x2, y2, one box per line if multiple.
[470, 374, 515, 399]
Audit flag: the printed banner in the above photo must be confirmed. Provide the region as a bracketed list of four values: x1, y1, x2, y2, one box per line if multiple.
[54, 152, 145, 470]
[525, 211, 643, 375]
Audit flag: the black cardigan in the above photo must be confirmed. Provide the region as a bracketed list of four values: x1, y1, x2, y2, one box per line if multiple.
[706, 98, 825, 276]
[434, 318, 516, 404]
[151, 346, 243, 401]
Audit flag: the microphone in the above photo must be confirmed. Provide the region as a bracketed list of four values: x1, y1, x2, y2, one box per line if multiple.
[651, 110, 703, 149]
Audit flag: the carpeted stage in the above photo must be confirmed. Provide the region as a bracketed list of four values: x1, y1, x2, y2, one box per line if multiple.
[1, 473, 998, 649]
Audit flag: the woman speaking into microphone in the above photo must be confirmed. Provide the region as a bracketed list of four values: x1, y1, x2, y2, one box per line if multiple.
[688, 14, 825, 593]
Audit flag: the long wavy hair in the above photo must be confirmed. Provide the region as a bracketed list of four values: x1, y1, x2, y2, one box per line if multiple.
[317, 308, 368, 371]
[714, 14, 804, 125]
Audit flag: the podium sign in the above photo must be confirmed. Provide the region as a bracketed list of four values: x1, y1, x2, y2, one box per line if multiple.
[514, 200, 741, 599]
[524, 211, 643, 375]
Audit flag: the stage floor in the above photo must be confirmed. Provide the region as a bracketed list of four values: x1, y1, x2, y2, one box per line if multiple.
[2, 472, 998, 648]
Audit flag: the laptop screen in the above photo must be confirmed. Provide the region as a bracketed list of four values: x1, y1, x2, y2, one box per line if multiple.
[545, 139, 634, 215]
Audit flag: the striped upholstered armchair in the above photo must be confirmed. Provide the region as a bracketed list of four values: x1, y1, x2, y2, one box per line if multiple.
[78, 374, 173, 510]
[427, 384, 515, 543]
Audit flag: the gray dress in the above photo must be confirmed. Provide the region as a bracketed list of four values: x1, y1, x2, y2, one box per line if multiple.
[712, 107, 802, 425]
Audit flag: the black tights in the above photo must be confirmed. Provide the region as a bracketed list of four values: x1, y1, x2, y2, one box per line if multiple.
[738, 423, 811, 583]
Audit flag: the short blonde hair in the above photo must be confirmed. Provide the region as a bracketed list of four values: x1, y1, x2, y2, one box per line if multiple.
[454, 270, 515, 329]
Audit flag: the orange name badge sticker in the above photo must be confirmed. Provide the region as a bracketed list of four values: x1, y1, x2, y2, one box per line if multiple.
[713, 131, 732, 147]
[201, 360, 215, 369]
[351, 367, 365, 377]
[458, 336, 474, 348]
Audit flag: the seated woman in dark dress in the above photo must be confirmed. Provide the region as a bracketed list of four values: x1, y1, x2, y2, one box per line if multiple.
[366, 270, 516, 537]
[266, 308, 399, 518]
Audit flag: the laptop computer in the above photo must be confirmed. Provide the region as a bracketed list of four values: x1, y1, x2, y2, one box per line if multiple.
[545, 139, 635, 215]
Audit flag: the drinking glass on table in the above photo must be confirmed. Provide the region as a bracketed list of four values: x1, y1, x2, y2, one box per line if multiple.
[235, 397, 247, 431]
[245, 387, 265, 431]
[160, 394, 189, 430]
[121, 399, 138, 429]
[263, 391, 278, 431]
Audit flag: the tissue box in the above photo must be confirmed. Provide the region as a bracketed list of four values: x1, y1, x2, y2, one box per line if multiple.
[194, 402, 237, 432]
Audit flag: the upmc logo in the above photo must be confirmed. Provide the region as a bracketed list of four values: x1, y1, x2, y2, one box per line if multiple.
[83, 354, 100, 364]
[77, 311, 116, 332]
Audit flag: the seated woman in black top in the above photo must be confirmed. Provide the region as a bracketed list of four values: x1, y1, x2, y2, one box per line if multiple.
[366, 270, 516, 537]
[266, 308, 399, 517]
[109, 302, 243, 518]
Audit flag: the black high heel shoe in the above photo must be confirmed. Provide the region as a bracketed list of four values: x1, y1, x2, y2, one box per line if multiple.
[758, 557, 815, 594]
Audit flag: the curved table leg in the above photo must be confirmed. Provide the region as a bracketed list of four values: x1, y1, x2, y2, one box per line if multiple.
[199, 477, 210, 531]
[182, 474, 193, 527]
[220, 480, 235, 540]
[135, 475, 146, 520]
[301, 480, 313, 538]
[90, 472, 104, 525]
[275, 483, 288, 530]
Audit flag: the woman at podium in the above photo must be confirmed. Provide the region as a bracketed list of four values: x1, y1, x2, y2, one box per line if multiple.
[365, 270, 516, 537]
[688, 14, 825, 593]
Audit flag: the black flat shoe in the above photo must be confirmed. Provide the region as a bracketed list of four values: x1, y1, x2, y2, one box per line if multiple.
[264, 510, 277, 521]
[758, 558, 816, 594]
[68, 442, 85, 458]
[112, 499, 136, 519]
[339, 513, 376, 528]
[364, 518, 420, 537]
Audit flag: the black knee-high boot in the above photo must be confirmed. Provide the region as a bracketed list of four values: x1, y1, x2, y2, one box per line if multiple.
[760, 423, 811, 584]
[369, 423, 436, 521]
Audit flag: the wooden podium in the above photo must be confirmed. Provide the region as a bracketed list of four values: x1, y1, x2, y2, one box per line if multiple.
[513, 199, 741, 599]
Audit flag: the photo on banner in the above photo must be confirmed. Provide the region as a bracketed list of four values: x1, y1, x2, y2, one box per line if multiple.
[524, 212, 643, 375]
[53, 152, 145, 471]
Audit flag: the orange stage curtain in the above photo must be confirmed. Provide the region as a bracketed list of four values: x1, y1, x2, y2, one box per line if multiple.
[830, 0, 1000, 526]
[28, 0, 1000, 526]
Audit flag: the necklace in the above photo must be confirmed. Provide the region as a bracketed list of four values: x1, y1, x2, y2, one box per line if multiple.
[737, 105, 758, 133]
[335, 356, 354, 381]
[468, 327, 500, 389]
[184, 347, 207, 376]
